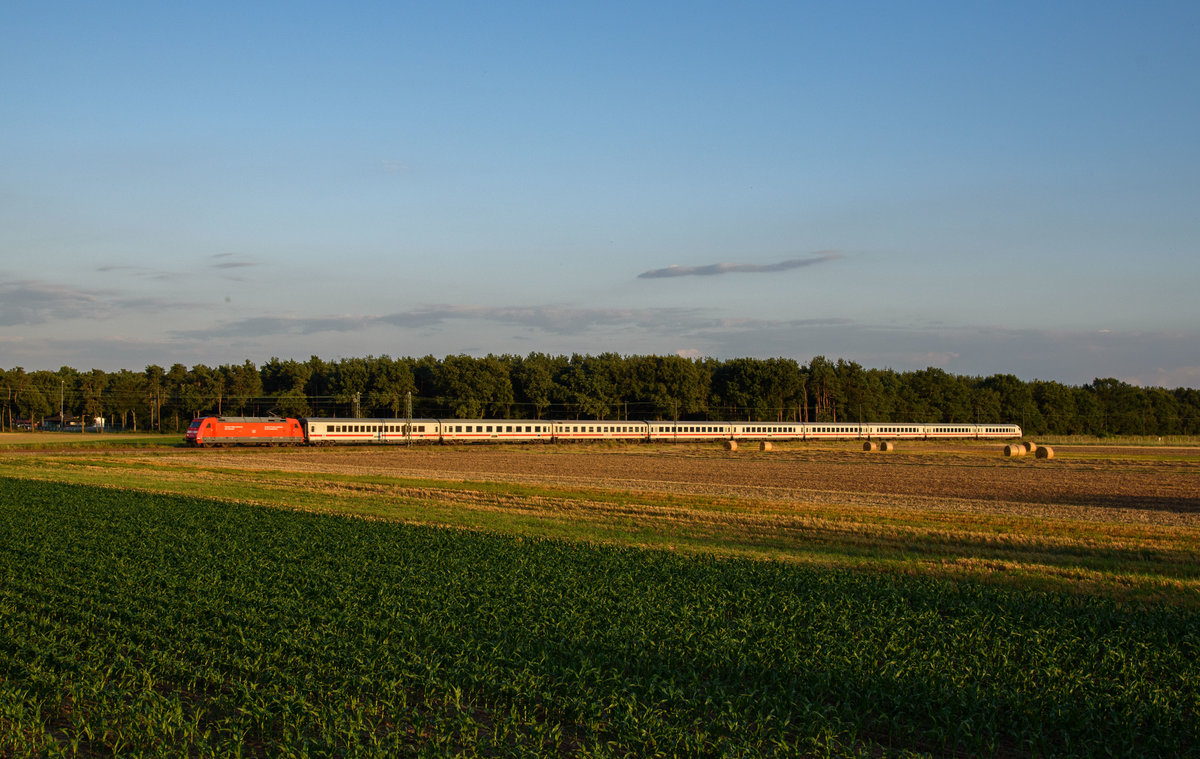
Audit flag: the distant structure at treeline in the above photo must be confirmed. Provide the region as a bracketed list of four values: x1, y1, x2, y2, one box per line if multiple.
[3, 354, 1198, 436]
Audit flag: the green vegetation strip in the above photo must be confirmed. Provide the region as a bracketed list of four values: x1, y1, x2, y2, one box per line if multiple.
[3, 478, 1199, 757]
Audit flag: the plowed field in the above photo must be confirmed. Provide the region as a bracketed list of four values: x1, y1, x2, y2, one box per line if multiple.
[162, 440, 1200, 525]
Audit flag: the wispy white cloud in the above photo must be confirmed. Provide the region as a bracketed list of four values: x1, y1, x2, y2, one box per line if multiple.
[638, 252, 841, 279]
[209, 253, 256, 270]
[0, 279, 198, 326]
[173, 305, 719, 339]
[0, 280, 109, 325]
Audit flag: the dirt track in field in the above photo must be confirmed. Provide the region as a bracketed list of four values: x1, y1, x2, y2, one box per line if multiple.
[165, 441, 1200, 523]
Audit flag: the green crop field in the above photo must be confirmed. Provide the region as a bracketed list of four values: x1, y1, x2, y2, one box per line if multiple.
[2, 477, 1198, 757]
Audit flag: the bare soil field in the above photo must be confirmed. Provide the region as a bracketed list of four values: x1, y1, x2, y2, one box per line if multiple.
[153, 439, 1200, 525]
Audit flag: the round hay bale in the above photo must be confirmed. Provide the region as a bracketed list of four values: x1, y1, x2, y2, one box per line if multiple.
[1024, 441, 1038, 454]
[1004, 444, 1025, 457]
[760, 441, 773, 452]
[863, 441, 878, 452]
[723, 440, 738, 452]
[1035, 445, 1055, 459]
[880, 441, 895, 452]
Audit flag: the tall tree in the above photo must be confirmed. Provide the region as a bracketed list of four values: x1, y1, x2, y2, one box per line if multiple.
[144, 365, 165, 431]
[806, 356, 840, 422]
[108, 369, 147, 430]
[368, 356, 416, 417]
[225, 361, 263, 415]
[511, 353, 560, 419]
[80, 369, 108, 427]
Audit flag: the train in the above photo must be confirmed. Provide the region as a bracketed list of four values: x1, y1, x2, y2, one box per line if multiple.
[185, 416, 1022, 447]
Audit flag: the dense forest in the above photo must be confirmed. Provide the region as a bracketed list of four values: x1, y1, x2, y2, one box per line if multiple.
[3, 353, 1199, 436]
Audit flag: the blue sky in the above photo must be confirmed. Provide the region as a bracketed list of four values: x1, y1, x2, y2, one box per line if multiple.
[3, 1, 1198, 387]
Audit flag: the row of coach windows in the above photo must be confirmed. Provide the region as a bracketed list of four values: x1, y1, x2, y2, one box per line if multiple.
[878, 427, 918, 433]
[453, 425, 545, 433]
[749, 427, 789, 433]
[327, 424, 427, 433]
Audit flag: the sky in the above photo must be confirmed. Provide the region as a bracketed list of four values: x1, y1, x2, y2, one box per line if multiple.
[2, 1, 1198, 388]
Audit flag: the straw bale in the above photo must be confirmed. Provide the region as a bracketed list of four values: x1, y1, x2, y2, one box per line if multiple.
[759, 441, 773, 452]
[1035, 445, 1055, 459]
[880, 441, 895, 452]
[1004, 444, 1025, 457]
[1024, 441, 1038, 453]
[863, 441, 878, 452]
[723, 440, 738, 451]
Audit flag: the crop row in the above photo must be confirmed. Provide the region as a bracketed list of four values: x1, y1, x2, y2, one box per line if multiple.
[1, 477, 1198, 757]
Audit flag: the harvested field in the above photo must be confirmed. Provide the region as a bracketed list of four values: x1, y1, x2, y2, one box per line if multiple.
[148, 440, 1200, 522]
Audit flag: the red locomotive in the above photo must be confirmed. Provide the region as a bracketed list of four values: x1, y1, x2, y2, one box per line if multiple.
[184, 417, 304, 447]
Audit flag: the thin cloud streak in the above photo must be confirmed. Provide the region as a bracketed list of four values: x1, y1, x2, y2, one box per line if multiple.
[173, 305, 720, 340]
[173, 304, 853, 342]
[638, 252, 842, 279]
[0, 279, 198, 326]
[0, 280, 109, 326]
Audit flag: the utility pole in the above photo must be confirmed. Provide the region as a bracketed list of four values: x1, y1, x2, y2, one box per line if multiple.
[405, 391, 412, 447]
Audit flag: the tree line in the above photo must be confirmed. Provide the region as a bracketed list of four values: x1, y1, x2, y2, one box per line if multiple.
[3, 353, 1199, 437]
